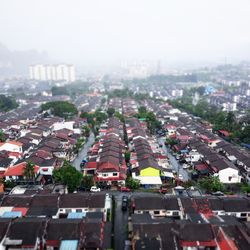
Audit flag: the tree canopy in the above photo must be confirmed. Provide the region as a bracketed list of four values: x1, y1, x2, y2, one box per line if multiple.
[53, 161, 83, 193]
[41, 101, 78, 119]
[23, 161, 35, 181]
[0, 94, 18, 112]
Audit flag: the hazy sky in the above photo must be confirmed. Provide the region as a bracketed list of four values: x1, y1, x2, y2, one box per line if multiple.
[1, 0, 250, 65]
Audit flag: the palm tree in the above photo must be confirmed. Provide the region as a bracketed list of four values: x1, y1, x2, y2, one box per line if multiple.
[23, 161, 35, 182]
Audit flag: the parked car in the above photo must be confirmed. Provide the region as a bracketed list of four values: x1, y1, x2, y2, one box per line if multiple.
[119, 186, 131, 192]
[159, 187, 168, 194]
[182, 163, 189, 169]
[178, 174, 184, 180]
[90, 186, 101, 192]
[122, 196, 128, 211]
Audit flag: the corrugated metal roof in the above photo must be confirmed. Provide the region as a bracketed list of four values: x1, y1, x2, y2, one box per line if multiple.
[67, 212, 86, 219]
[1, 211, 22, 218]
[60, 240, 78, 250]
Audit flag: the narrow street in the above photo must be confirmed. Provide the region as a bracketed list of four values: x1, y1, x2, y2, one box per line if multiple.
[114, 193, 129, 250]
[158, 137, 190, 181]
[71, 132, 95, 170]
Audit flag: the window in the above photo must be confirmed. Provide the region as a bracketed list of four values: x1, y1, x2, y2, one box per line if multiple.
[65, 209, 71, 213]
[102, 173, 108, 177]
[154, 211, 160, 215]
[228, 176, 232, 181]
[172, 212, 179, 216]
[241, 213, 247, 217]
[113, 173, 118, 176]
[76, 209, 82, 213]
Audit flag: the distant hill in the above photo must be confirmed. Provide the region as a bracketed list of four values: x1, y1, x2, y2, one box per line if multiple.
[0, 43, 49, 78]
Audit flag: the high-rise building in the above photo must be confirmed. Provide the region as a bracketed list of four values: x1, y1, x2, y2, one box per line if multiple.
[29, 64, 76, 82]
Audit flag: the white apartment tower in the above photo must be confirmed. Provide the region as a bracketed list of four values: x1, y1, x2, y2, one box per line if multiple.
[29, 64, 76, 82]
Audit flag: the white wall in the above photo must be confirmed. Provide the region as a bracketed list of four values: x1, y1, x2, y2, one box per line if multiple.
[217, 168, 241, 184]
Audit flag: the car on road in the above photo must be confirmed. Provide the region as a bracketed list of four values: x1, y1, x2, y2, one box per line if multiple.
[122, 196, 129, 211]
[178, 174, 184, 180]
[90, 186, 101, 192]
[119, 186, 131, 192]
[182, 163, 189, 169]
[159, 187, 168, 194]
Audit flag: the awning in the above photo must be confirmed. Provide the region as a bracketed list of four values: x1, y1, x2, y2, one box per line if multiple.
[163, 171, 175, 178]
[135, 176, 162, 185]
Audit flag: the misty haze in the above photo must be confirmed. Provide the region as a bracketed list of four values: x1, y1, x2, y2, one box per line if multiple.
[0, 1, 250, 250]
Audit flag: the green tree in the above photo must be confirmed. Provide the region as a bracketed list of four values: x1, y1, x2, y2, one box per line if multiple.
[241, 183, 250, 194]
[225, 111, 236, 131]
[73, 138, 85, 154]
[41, 101, 78, 119]
[23, 161, 35, 181]
[198, 176, 224, 193]
[114, 112, 125, 122]
[51, 86, 69, 96]
[124, 151, 131, 164]
[53, 161, 83, 193]
[126, 177, 140, 190]
[0, 94, 18, 112]
[82, 125, 90, 137]
[107, 107, 115, 117]
[0, 130, 6, 142]
[82, 175, 94, 189]
[94, 110, 108, 124]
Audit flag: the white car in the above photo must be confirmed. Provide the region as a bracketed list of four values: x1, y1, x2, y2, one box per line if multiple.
[90, 186, 101, 192]
[178, 174, 184, 180]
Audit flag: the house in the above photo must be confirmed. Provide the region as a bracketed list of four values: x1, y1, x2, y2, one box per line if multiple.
[0, 195, 32, 217]
[57, 193, 111, 221]
[26, 194, 59, 218]
[46, 219, 82, 249]
[4, 162, 40, 181]
[0, 141, 23, 153]
[0, 218, 11, 250]
[95, 161, 127, 185]
[132, 157, 162, 187]
[210, 159, 241, 184]
[3, 218, 46, 249]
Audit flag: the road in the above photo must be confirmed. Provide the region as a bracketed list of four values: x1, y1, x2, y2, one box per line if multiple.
[158, 137, 190, 181]
[114, 192, 129, 250]
[71, 132, 95, 170]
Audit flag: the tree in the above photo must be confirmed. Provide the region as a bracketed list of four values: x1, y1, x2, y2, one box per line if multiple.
[126, 177, 140, 190]
[41, 101, 78, 119]
[241, 183, 250, 194]
[94, 110, 108, 124]
[53, 161, 83, 193]
[0, 130, 6, 142]
[82, 175, 94, 189]
[124, 151, 131, 164]
[225, 112, 236, 131]
[107, 107, 115, 117]
[82, 125, 90, 137]
[198, 176, 224, 193]
[51, 86, 69, 96]
[0, 94, 18, 112]
[114, 112, 125, 122]
[73, 138, 85, 154]
[23, 161, 35, 181]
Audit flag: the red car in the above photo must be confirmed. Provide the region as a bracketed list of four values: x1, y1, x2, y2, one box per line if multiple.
[120, 186, 131, 192]
[159, 187, 168, 194]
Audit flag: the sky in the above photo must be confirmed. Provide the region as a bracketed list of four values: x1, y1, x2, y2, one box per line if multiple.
[1, 0, 250, 66]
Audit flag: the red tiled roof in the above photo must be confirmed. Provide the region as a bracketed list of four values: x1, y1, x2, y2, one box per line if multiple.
[4, 162, 39, 177]
[12, 207, 28, 216]
[84, 162, 97, 169]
